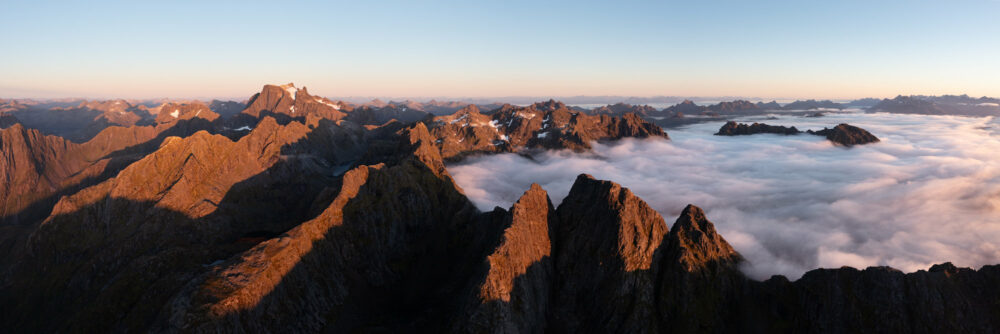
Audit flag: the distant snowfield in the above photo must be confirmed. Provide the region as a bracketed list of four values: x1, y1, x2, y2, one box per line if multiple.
[447, 111, 1000, 280]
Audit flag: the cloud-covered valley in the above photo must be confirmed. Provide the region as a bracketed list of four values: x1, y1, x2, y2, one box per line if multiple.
[447, 111, 1000, 280]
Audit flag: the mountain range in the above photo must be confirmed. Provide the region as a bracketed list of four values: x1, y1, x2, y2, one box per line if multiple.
[1, 85, 999, 332]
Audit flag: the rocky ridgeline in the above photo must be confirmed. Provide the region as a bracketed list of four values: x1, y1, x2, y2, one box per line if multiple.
[0, 86, 995, 333]
[716, 121, 880, 146]
[714, 121, 801, 136]
[427, 100, 668, 161]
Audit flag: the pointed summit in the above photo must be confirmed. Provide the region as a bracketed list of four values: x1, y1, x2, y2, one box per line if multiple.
[665, 204, 743, 272]
[463, 183, 555, 332]
[550, 174, 667, 332]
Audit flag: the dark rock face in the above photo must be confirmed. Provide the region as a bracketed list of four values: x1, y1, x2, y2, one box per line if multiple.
[207, 100, 245, 119]
[715, 121, 801, 135]
[550, 174, 668, 333]
[657, 204, 745, 332]
[458, 183, 555, 333]
[716, 121, 880, 147]
[808, 123, 881, 146]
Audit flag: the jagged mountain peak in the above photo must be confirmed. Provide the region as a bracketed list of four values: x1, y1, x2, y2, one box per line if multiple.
[665, 204, 743, 273]
[531, 99, 568, 112]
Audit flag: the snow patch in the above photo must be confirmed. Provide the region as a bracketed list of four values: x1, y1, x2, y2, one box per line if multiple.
[315, 97, 341, 110]
[283, 84, 297, 99]
[450, 114, 468, 124]
[170, 109, 179, 118]
[235, 126, 253, 131]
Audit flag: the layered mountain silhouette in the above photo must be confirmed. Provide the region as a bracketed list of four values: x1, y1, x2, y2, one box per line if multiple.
[0, 85, 997, 333]
[589, 102, 659, 117]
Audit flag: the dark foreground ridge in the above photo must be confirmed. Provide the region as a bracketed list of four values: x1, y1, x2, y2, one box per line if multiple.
[715, 121, 880, 146]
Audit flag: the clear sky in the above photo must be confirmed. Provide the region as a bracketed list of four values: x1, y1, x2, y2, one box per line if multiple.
[1, 0, 998, 100]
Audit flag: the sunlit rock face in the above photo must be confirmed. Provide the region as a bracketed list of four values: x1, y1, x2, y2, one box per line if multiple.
[425, 101, 668, 161]
[3, 93, 1000, 333]
[449, 111, 1000, 280]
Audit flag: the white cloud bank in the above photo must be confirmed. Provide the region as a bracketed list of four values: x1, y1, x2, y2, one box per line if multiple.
[447, 111, 1000, 280]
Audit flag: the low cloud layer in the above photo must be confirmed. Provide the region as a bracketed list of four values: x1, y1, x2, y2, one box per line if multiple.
[447, 112, 1000, 280]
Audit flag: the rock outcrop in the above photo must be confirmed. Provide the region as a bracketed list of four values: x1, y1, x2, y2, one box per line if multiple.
[716, 121, 880, 147]
[714, 121, 801, 135]
[807, 123, 881, 146]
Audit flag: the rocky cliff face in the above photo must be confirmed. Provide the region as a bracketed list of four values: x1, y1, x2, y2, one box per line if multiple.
[426, 101, 668, 160]
[239, 83, 348, 125]
[0, 102, 224, 227]
[550, 174, 668, 333]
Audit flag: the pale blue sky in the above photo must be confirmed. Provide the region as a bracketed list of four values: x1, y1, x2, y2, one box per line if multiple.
[1, 0, 998, 99]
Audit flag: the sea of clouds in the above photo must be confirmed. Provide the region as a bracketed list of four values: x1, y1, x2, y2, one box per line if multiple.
[447, 111, 1000, 280]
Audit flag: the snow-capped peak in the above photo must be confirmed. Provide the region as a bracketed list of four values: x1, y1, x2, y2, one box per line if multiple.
[280, 83, 298, 99]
